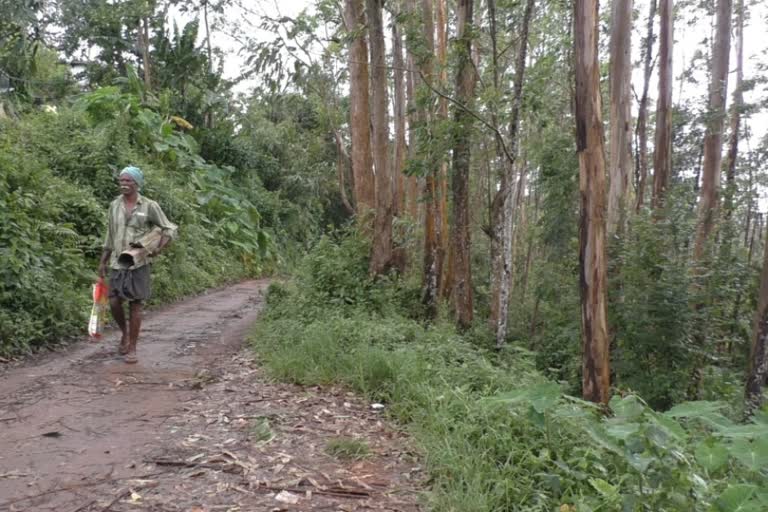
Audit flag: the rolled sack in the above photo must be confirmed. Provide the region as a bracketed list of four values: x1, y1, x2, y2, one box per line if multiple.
[117, 227, 163, 268]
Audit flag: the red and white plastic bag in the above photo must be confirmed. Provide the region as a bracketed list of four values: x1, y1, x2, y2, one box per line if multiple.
[88, 277, 109, 340]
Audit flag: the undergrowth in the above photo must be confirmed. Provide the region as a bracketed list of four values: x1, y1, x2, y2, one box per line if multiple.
[250, 232, 768, 512]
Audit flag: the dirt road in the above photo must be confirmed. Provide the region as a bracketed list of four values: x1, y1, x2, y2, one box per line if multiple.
[0, 280, 421, 511]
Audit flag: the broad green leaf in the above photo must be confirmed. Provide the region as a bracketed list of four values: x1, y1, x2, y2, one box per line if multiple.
[582, 424, 623, 456]
[716, 423, 768, 440]
[645, 425, 672, 450]
[695, 440, 729, 472]
[604, 419, 641, 440]
[649, 412, 686, 441]
[751, 409, 768, 426]
[665, 401, 724, 419]
[701, 412, 737, 430]
[588, 478, 619, 500]
[714, 484, 758, 512]
[530, 382, 562, 413]
[610, 395, 645, 420]
[625, 452, 654, 473]
[728, 438, 768, 471]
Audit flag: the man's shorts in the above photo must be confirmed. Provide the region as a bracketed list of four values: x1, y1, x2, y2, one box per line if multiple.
[109, 265, 151, 303]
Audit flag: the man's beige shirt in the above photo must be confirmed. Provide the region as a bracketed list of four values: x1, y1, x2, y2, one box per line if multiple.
[103, 194, 178, 269]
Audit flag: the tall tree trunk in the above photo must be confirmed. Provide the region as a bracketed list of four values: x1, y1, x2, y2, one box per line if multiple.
[334, 130, 355, 215]
[487, 0, 502, 327]
[343, 0, 375, 217]
[437, 0, 452, 299]
[139, 16, 152, 90]
[489, 0, 535, 348]
[693, 0, 732, 261]
[368, 0, 393, 274]
[418, 0, 443, 317]
[607, 0, 633, 234]
[405, 10, 420, 221]
[635, 0, 656, 212]
[746, 224, 768, 416]
[392, 20, 408, 272]
[651, 0, 673, 209]
[450, 0, 476, 329]
[520, 182, 538, 300]
[745, 165, 754, 248]
[575, 0, 610, 404]
[723, 0, 744, 222]
[202, 0, 214, 128]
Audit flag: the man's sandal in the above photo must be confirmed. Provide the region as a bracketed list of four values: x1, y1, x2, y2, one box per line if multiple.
[118, 337, 130, 356]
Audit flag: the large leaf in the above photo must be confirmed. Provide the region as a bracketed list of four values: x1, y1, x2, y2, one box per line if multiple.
[665, 401, 724, 419]
[728, 438, 768, 471]
[694, 439, 729, 472]
[588, 478, 619, 500]
[716, 424, 768, 440]
[714, 485, 759, 512]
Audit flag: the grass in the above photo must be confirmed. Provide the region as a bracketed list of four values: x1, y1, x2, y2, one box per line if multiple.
[325, 437, 370, 460]
[249, 417, 275, 444]
[248, 254, 768, 511]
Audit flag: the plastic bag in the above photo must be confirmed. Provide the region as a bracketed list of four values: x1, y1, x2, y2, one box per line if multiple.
[88, 277, 109, 340]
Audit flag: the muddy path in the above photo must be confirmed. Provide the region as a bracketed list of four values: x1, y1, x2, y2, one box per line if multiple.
[0, 280, 422, 512]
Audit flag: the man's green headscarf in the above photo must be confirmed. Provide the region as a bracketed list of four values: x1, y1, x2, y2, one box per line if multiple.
[120, 166, 144, 189]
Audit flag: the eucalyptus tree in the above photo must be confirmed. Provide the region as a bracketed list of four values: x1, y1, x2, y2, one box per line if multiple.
[367, 0, 394, 274]
[724, 0, 745, 222]
[449, 0, 476, 329]
[487, 0, 535, 347]
[574, 0, 610, 404]
[652, 0, 673, 209]
[693, 0, 732, 260]
[607, 0, 633, 234]
[634, 0, 656, 211]
[342, 0, 375, 215]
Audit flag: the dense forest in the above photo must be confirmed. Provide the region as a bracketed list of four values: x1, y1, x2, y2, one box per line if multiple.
[2, 0, 768, 510]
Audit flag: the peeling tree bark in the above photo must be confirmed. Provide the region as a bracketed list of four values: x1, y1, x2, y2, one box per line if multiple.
[607, 0, 633, 234]
[437, 0, 452, 300]
[343, 0, 375, 217]
[634, 0, 656, 212]
[334, 130, 355, 215]
[489, 0, 535, 348]
[404, 5, 420, 222]
[450, 0, 476, 330]
[724, 0, 744, 222]
[392, 20, 408, 273]
[575, 0, 611, 404]
[368, 0, 393, 275]
[693, 0, 732, 261]
[651, 0, 673, 210]
[418, 0, 443, 318]
[139, 15, 152, 90]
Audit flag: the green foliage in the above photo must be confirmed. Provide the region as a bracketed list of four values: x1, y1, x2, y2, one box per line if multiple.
[0, 140, 96, 354]
[249, 417, 275, 444]
[253, 235, 768, 511]
[611, 197, 696, 409]
[325, 437, 370, 460]
[0, 76, 289, 355]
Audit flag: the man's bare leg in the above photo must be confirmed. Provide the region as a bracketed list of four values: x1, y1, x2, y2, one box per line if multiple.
[125, 302, 142, 363]
[110, 296, 129, 355]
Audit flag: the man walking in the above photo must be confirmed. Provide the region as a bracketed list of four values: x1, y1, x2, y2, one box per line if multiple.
[98, 166, 177, 363]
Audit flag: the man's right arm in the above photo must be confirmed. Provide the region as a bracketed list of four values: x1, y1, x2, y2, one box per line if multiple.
[98, 249, 112, 278]
[99, 202, 114, 278]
